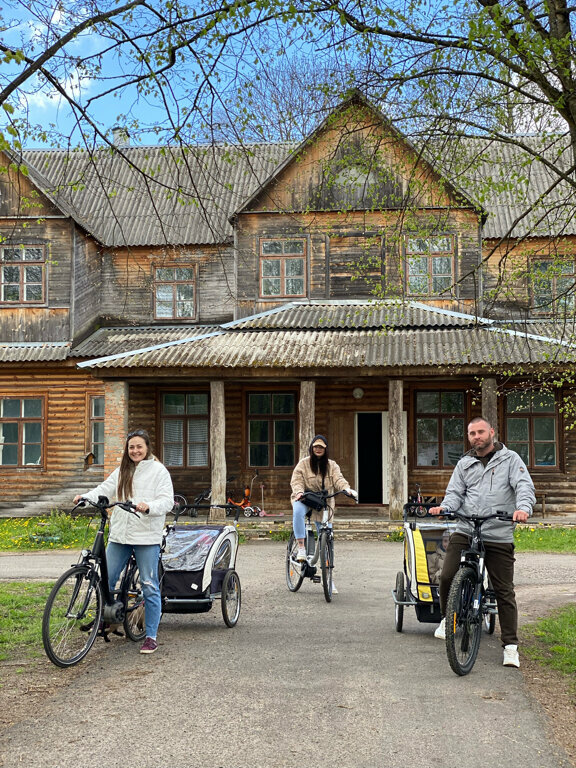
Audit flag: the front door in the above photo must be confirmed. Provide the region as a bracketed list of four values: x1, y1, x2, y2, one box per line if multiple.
[355, 411, 407, 504]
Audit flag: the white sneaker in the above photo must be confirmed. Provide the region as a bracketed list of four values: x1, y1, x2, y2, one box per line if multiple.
[503, 644, 520, 668]
[434, 618, 446, 639]
[332, 583, 338, 595]
[296, 547, 306, 562]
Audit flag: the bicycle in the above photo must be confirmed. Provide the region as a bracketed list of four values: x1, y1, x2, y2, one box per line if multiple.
[42, 495, 147, 668]
[441, 510, 509, 676]
[411, 483, 428, 518]
[285, 489, 356, 602]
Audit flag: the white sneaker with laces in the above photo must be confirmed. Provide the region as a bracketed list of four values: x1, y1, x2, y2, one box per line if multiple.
[296, 547, 306, 562]
[503, 644, 520, 668]
[434, 617, 446, 639]
[332, 583, 338, 595]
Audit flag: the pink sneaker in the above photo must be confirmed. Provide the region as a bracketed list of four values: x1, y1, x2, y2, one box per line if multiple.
[140, 637, 158, 654]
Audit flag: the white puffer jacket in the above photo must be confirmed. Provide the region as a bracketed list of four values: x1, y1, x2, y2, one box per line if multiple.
[83, 457, 174, 545]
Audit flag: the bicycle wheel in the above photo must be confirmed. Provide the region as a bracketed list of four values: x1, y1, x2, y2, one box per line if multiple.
[320, 530, 334, 603]
[172, 494, 187, 516]
[415, 505, 428, 518]
[285, 533, 305, 592]
[394, 571, 405, 632]
[42, 566, 103, 668]
[445, 566, 482, 676]
[122, 560, 146, 642]
[221, 569, 241, 627]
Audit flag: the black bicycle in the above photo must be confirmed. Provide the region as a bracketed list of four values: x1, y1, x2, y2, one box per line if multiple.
[286, 489, 356, 602]
[42, 496, 146, 668]
[442, 510, 509, 676]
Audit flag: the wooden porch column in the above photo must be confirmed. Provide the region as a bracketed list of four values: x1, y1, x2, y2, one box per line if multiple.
[210, 380, 227, 521]
[388, 379, 404, 520]
[298, 381, 316, 460]
[103, 380, 129, 475]
[482, 378, 499, 439]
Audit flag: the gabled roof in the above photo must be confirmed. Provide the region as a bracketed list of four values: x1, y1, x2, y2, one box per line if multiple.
[74, 300, 576, 371]
[233, 91, 483, 218]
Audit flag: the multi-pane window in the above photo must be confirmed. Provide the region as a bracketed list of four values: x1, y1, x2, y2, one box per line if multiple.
[260, 239, 306, 298]
[248, 392, 296, 467]
[415, 391, 465, 467]
[0, 246, 45, 304]
[0, 397, 43, 466]
[154, 266, 196, 319]
[506, 391, 557, 467]
[406, 236, 454, 296]
[532, 259, 575, 314]
[89, 396, 105, 465]
[161, 393, 209, 467]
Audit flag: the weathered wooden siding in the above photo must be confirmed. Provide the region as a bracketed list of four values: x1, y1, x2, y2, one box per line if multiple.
[0, 157, 62, 218]
[0, 365, 105, 504]
[99, 244, 234, 326]
[0, 218, 73, 342]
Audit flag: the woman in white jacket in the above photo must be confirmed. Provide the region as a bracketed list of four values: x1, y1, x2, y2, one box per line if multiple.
[73, 429, 174, 654]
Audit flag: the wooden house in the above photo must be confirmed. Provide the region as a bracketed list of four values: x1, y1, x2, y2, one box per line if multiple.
[1, 93, 575, 517]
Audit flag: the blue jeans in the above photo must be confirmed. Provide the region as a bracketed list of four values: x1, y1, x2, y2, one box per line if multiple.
[106, 542, 162, 640]
[292, 500, 332, 540]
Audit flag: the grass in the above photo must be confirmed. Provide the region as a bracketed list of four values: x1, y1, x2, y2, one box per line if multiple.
[514, 523, 576, 552]
[522, 605, 576, 692]
[0, 581, 53, 662]
[0, 511, 100, 551]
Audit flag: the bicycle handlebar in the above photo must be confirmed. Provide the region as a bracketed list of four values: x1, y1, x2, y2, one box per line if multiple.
[299, 489, 358, 503]
[442, 510, 515, 523]
[73, 496, 140, 517]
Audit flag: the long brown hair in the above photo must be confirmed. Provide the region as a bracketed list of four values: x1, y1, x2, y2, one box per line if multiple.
[117, 429, 152, 500]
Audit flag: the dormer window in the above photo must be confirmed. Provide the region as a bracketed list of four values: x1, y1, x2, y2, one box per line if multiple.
[406, 236, 454, 296]
[0, 245, 45, 304]
[259, 239, 306, 298]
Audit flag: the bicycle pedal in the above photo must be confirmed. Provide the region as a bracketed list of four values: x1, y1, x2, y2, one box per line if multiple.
[312, 575, 321, 583]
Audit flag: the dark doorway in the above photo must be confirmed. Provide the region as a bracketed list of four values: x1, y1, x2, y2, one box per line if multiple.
[357, 412, 383, 504]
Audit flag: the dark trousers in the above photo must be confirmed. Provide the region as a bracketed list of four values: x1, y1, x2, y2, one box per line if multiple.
[438, 533, 518, 646]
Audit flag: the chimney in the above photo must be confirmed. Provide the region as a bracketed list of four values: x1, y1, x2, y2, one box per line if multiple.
[112, 126, 130, 146]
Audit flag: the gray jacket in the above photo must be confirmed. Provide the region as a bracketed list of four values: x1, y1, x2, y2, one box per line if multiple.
[440, 442, 535, 543]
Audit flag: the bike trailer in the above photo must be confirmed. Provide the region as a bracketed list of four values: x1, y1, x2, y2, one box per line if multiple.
[160, 523, 239, 614]
[392, 503, 457, 629]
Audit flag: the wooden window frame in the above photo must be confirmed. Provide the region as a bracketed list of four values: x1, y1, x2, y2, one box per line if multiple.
[259, 238, 307, 299]
[160, 391, 210, 468]
[153, 264, 197, 320]
[414, 389, 466, 468]
[504, 391, 559, 469]
[246, 389, 297, 469]
[88, 394, 105, 466]
[405, 235, 455, 297]
[0, 395, 45, 468]
[0, 244, 46, 305]
[531, 258, 576, 316]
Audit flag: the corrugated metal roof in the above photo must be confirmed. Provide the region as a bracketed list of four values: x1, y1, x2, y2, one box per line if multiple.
[75, 301, 576, 370]
[78, 325, 575, 370]
[0, 342, 71, 362]
[22, 144, 292, 247]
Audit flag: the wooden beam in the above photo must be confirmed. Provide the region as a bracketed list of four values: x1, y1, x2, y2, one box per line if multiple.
[210, 380, 227, 522]
[481, 378, 498, 439]
[388, 379, 404, 520]
[298, 380, 316, 460]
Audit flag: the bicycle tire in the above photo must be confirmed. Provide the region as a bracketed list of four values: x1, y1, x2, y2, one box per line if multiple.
[42, 565, 103, 668]
[221, 569, 241, 627]
[285, 533, 305, 592]
[415, 505, 428, 518]
[122, 560, 146, 642]
[172, 494, 187, 515]
[320, 530, 334, 603]
[394, 571, 405, 632]
[445, 566, 482, 676]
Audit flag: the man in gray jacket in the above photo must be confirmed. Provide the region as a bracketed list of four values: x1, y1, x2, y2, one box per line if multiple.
[430, 416, 535, 668]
